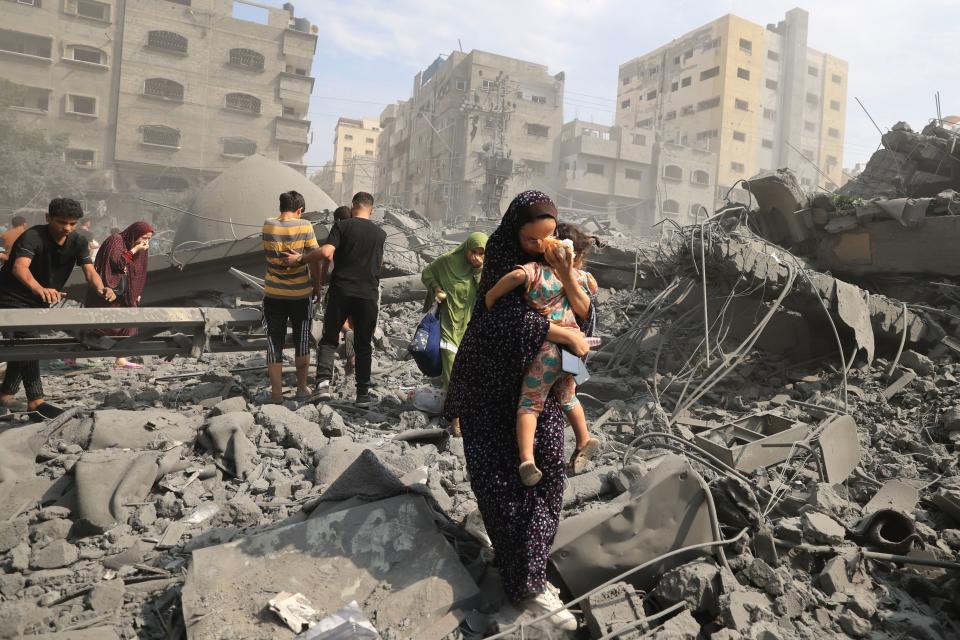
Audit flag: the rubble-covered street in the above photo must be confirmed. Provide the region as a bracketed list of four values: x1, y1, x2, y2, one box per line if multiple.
[2, 110, 960, 640]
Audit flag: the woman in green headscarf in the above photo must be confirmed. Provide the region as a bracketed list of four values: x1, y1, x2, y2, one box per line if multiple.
[421, 232, 488, 390]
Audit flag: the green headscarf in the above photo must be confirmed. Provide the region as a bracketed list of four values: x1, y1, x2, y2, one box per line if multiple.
[421, 232, 488, 346]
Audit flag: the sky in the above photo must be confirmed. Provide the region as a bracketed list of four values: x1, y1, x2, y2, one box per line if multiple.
[251, 0, 959, 176]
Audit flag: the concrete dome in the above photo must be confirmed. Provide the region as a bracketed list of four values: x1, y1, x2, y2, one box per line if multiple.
[173, 154, 337, 246]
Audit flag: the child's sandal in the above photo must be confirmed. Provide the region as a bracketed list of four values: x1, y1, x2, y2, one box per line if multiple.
[519, 461, 542, 486]
[568, 437, 600, 474]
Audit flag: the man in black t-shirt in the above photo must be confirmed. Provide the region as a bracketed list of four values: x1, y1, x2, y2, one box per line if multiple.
[0, 198, 116, 421]
[284, 191, 386, 407]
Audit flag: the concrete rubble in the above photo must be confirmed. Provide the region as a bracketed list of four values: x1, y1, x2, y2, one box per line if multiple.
[3, 126, 960, 640]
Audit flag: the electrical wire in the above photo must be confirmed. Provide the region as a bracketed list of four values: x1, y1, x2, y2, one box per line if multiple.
[483, 529, 750, 640]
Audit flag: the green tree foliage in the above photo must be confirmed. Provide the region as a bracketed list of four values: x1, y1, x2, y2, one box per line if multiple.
[0, 79, 85, 210]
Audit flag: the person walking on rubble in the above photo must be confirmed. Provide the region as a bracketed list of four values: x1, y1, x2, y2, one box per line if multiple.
[83, 221, 155, 370]
[0, 198, 116, 421]
[483, 222, 600, 486]
[284, 192, 386, 408]
[260, 191, 321, 403]
[420, 231, 488, 434]
[445, 190, 593, 631]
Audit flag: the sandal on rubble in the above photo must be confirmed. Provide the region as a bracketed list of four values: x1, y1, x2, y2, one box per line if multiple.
[568, 437, 600, 474]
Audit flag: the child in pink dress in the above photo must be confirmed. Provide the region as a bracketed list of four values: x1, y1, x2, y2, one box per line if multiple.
[485, 223, 600, 486]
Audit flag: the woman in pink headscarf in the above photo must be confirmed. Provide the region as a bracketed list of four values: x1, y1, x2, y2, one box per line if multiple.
[84, 221, 154, 369]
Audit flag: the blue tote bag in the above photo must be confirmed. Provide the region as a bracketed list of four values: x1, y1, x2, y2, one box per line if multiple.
[408, 302, 442, 377]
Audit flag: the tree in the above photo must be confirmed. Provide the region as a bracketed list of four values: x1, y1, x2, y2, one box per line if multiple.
[0, 79, 86, 211]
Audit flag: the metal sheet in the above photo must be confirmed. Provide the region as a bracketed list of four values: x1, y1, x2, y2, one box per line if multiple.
[835, 279, 876, 364]
[550, 455, 713, 597]
[817, 414, 860, 483]
[0, 307, 261, 333]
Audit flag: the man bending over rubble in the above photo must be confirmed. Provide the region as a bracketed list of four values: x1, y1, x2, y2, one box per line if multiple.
[284, 192, 386, 408]
[0, 198, 116, 421]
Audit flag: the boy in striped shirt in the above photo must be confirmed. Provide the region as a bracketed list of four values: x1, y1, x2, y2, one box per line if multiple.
[261, 191, 319, 402]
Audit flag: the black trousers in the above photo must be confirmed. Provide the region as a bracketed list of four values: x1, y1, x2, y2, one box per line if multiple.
[0, 302, 43, 401]
[316, 288, 378, 392]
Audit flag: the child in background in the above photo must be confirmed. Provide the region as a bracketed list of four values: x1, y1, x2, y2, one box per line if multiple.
[484, 223, 600, 486]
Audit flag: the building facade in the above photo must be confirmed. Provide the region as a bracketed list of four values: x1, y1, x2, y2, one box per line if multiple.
[375, 50, 565, 223]
[615, 8, 847, 215]
[1, 0, 317, 210]
[556, 120, 657, 229]
[321, 116, 380, 203]
[2, 0, 123, 194]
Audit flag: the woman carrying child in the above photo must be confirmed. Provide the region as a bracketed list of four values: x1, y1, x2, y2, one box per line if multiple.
[484, 222, 600, 485]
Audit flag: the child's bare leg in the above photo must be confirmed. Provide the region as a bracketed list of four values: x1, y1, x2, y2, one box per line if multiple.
[294, 355, 311, 396]
[517, 412, 538, 463]
[564, 402, 591, 449]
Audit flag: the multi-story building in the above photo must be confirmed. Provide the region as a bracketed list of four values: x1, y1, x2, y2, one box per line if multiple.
[1, 0, 123, 193]
[113, 0, 316, 195]
[556, 120, 657, 229]
[375, 50, 565, 223]
[375, 100, 412, 207]
[615, 8, 847, 214]
[0, 0, 317, 212]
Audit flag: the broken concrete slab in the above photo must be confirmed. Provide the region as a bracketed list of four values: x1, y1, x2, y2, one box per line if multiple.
[181, 494, 480, 640]
[801, 511, 846, 545]
[73, 449, 164, 534]
[257, 404, 327, 457]
[62, 409, 202, 450]
[197, 412, 258, 479]
[551, 455, 714, 597]
[583, 582, 645, 639]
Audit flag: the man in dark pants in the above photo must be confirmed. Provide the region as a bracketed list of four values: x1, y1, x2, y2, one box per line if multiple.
[0, 198, 116, 421]
[285, 192, 385, 407]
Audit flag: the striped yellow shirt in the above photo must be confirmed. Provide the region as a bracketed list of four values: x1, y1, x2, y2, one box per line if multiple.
[262, 217, 319, 299]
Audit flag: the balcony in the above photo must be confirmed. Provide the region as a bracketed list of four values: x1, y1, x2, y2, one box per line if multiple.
[282, 29, 317, 64]
[563, 169, 611, 196]
[562, 135, 618, 160]
[274, 116, 311, 146]
[278, 73, 313, 110]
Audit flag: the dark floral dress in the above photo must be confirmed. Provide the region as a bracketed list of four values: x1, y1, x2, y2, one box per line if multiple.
[446, 190, 594, 603]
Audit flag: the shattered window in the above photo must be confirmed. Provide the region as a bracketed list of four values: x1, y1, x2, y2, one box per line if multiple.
[766, 79, 778, 91]
[222, 137, 256, 156]
[697, 97, 720, 111]
[830, 100, 841, 111]
[739, 38, 752, 53]
[681, 76, 691, 87]
[734, 98, 749, 111]
[526, 123, 549, 137]
[621, 99, 631, 109]
[831, 73, 843, 84]
[737, 67, 750, 80]
[143, 78, 184, 101]
[229, 48, 265, 70]
[625, 168, 643, 180]
[148, 30, 188, 53]
[141, 125, 181, 148]
[664, 110, 676, 121]
[730, 161, 744, 173]
[733, 131, 746, 142]
[646, 90, 657, 100]
[67, 95, 97, 115]
[663, 165, 682, 181]
[586, 163, 604, 175]
[225, 92, 261, 114]
[692, 169, 710, 184]
[767, 50, 780, 61]
[662, 199, 680, 214]
[700, 66, 719, 81]
[70, 46, 105, 64]
[65, 148, 95, 166]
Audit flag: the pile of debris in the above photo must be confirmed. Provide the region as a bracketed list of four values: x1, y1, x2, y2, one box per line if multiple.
[2, 124, 960, 639]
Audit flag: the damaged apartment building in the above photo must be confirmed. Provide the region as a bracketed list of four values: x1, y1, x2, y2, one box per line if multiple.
[1, 0, 316, 216]
[373, 49, 566, 224]
[616, 7, 848, 222]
